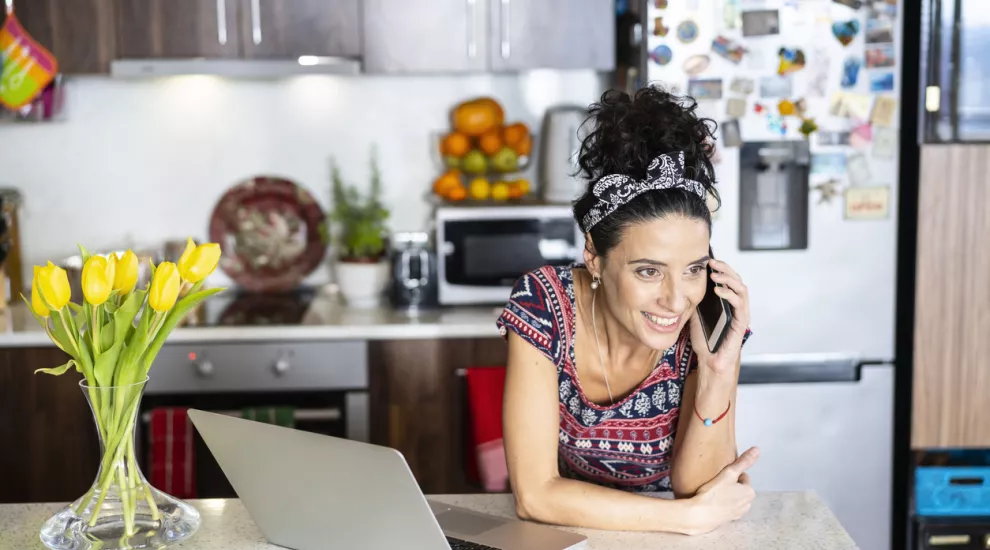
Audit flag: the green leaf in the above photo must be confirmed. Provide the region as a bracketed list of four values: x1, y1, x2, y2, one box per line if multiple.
[35, 360, 75, 376]
[140, 287, 224, 376]
[68, 302, 83, 316]
[101, 321, 115, 351]
[114, 290, 146, 344]
[148, 259, 157, 279]
[93, 341, 122, 388]
[77, 244, 92, 264]
[50, 310, 75, 354]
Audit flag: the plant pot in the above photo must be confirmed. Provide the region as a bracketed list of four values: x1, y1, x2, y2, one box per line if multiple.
[335, 259, 389, 309]
[40, 377, 200, 550]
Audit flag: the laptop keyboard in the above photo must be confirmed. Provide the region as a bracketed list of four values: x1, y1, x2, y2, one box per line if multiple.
[445, 536, 500, 550]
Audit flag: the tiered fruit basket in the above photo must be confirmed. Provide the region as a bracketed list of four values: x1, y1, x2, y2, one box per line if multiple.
[430, 97, 536, 204]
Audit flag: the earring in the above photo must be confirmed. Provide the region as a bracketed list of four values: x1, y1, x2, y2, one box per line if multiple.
[591, 275, 601, 290]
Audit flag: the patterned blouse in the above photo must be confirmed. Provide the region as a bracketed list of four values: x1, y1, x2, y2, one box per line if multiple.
[497, 263, 745, 493]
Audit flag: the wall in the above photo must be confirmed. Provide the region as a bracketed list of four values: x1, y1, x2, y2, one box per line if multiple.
[0, 71, 606, 286]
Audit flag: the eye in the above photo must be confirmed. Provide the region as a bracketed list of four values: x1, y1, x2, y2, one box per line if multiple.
[687, 265, 706, 276]
[636, 267, 661, 279]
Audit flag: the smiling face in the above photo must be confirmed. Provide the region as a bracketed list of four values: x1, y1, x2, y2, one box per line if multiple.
[586, 215, 711, 351]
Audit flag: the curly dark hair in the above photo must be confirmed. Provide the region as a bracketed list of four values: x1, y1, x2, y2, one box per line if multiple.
[572, 85, 721, 258]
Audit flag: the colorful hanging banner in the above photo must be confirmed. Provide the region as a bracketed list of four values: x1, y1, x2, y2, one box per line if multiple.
[0, 9, 59, 110]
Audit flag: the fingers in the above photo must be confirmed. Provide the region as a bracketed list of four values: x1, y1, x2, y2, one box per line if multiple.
[738, 472, 751, 486]
[709, 259, 740, 281]
[722, 447, 760, 479]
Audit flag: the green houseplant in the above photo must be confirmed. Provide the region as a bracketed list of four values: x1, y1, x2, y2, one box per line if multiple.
[328, 148, 391, 308]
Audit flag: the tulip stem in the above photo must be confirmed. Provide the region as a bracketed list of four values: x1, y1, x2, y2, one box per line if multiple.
[91, 305, 101, 355]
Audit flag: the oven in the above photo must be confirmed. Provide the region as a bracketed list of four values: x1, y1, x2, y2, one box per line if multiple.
[136, 340, 368, 499]
[436, 204, 584, 305]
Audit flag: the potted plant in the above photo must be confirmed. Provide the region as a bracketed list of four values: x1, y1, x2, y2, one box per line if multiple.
[329, 148, 390, 309]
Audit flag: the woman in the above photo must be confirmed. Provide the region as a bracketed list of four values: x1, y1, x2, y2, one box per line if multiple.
[496, 87, 759, 535]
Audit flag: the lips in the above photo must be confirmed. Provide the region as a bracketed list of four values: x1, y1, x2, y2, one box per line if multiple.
[642, 311, 681, 333]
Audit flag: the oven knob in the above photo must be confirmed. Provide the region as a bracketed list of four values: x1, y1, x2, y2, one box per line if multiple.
[273, 356, 291, 376]
[193, 359, 214, 378]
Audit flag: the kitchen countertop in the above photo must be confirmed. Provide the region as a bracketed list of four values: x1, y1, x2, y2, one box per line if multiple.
[0, 492, 857, 549]
[0, 291, 504, 347]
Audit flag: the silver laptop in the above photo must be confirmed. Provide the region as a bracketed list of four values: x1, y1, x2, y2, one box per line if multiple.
[187, 409, 586, 550]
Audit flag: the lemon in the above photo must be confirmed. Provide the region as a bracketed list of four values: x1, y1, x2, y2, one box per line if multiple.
[492, 181, 511, 201]
[469, 177, 491, 200]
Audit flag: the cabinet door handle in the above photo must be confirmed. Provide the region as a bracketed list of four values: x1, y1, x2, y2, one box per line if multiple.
[500, 0, 511, 59]
[466, 0, 477, 59]
[251, 0, 262, 45]
[216, 0, 227, 45]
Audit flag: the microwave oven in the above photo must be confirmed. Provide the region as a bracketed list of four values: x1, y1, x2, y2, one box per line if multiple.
[435, 205, 584, 305]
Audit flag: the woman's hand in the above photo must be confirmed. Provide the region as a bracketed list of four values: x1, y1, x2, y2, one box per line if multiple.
[689, 258, 751, 375]
[685, 447, 759, 535]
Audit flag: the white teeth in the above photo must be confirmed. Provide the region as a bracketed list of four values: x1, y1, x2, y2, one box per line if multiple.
[643, 312, 678, 327]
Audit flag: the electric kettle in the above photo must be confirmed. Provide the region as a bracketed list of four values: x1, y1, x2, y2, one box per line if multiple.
[539, 105, 590, 204]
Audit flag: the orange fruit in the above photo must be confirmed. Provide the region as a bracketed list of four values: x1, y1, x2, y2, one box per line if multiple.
[510, 133, 532, 157]
[447, 185, 468, 201]
[512, 178, 531, 196]
[451, 97, 504, 137]
[440, 131, 471, 157]
[507, 183, 524, 199]
[433, 170, 462, 197]
[478, 127, 503, 156]
[502, 122, 529, 148]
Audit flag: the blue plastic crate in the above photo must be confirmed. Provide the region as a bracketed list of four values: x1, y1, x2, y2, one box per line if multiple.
[916, 466, 990, 516]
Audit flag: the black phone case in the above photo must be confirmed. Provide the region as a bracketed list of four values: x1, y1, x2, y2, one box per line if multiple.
[700, 247, 734, 353]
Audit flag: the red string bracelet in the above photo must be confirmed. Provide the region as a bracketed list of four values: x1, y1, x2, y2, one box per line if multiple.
[695, 400, 731, 427]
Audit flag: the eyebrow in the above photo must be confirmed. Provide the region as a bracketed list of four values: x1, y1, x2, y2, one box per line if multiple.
[628, 256, 711, 267]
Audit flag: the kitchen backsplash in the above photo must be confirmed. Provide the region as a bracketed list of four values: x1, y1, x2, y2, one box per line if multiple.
[0, 71, 606, 287]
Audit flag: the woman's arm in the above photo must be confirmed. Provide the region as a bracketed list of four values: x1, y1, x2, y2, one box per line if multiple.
[671, 259, 754, 497]
[503, 331, 755, 534]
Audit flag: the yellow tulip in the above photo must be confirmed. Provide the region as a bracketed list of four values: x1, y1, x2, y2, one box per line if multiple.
[37, 261, 71, 311]
[177, 238, 221, 283]
[148, 262, 180, 312]
[30, 266, 49, 317]
[82, 256, 115, 306]
[113, 250, 139, 294]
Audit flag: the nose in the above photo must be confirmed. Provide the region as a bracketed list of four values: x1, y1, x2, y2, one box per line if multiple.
[656, 278, 688, 313]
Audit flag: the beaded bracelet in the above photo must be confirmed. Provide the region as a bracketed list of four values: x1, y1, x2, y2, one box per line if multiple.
[695, 400, 731, 427]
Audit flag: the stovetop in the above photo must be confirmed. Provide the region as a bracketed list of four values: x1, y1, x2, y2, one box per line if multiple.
[197, 287, 319, 327]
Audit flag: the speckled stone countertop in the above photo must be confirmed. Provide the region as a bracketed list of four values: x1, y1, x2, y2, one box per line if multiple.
[0, 492, 856, 549]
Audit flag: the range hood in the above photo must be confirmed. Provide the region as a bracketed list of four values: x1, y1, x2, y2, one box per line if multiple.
[110, 56, 361, 78]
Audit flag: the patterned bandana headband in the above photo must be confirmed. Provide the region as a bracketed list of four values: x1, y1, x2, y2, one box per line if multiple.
[581, 151, 708, 231]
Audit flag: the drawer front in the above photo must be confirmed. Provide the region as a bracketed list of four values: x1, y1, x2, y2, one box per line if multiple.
[146, 341, 368, 394]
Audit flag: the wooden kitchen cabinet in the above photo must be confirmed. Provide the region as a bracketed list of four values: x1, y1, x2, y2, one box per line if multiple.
[0, 347, 99, 504]
[363, 0, 615, 74]
[912, 145, 990, 448]
[369, 338, 507, 494]
[488, 0, 615, 72]
[114, 0, 240, 59]
[362, 0, 486, 74]
[238, 0, 361, 59]
[6, 0, 115, 74]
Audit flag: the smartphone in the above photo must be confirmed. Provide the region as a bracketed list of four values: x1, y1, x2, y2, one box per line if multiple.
[696, 246, 733, 353]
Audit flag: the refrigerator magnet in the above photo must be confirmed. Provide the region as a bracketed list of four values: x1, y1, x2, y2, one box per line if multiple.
[655, 0, 668, 9]
[650, 45, 673, 66]
[759, 75, 793, 98]
[832, 20, 861, 46]
[683, 54, 710, 76]
[844, 186, 890, 220]
[817, 130, 851, 146]
[677, 20, 699, 43]
[653, 16, 670, 37]
[712, 36, 747, 64]
[798, 117, 819, 138]
[741, 9, 780, 37]
[850, 122, 873, 149]
[869, 72, 895, 92]
[730, 77, 755, 94]
[846, 153, 872, 186]
[841, 57, 862, 88]
[688, 78, 723, 100]
[865, 43, 896, 68]
[812, 179, 842, 205]
[722, 119, 742, 147]
[726, 98, 747, 118]
[777, 48, 806, 76]
[870, 97, 898, 127]
[872, 128, 898, 159]
[833, 0, 864, 10]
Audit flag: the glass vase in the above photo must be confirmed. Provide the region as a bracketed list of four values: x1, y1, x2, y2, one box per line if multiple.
[40, 377, 201, 550]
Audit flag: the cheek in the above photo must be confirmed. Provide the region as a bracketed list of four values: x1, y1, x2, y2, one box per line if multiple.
[685, 278, 707, 306]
